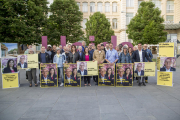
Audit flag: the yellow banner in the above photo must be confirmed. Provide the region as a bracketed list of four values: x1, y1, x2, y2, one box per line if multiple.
[27, 54, 38, 68]
[2, 73, 19, 89]
[159, 43, 174, 57]
[157, 72, 173, 87]
[157, 57, 160, 70]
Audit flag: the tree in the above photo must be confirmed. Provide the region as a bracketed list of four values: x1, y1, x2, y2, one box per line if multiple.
[44, 0, 84, 45]
[0, 0, 48, 48]
[126, 1, 167, 45]
[85, 12, 114, 45]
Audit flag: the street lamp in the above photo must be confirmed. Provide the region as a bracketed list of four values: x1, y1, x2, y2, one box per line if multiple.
[121, 11, 126, 42]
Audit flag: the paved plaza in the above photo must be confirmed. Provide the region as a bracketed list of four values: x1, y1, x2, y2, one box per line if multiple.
[0, 69, 180, 120]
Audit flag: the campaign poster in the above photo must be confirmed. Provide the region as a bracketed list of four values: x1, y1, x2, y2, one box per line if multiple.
[116, 63, 133, 87]
[134, 62, 145, 77]
[0, 43, 18, 58]
[64, 64, 81, 87]
[157, 72, 173, 87]
[2, 73, 19, 89]
[1, 57, 18, 74]
[17, 54, 38, 69]
[157, 57, 160, 70]
[159, 43, 174, 57]
[77, 61, 98, 76]
[40, 63, 58, 88]
[160, 57, 176, 72]
[98, 63, 115, 86]
[144, 62, 156, 76]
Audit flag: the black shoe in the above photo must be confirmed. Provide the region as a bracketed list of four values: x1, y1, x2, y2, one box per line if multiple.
[35, 84, 38, 87]
[95, 83, 98, 86]
[138, 83, 141, 86]
[142, 82, 146, 86]
[145, 80, 148, 83]
[29, 84, 32, 87]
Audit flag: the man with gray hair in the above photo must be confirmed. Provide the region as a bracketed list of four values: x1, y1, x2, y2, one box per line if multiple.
[82, 41, 87, 52]
[78, 46, 83, 58]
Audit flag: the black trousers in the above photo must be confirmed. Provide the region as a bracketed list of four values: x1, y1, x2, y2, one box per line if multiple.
[84, 76, 90, 84]
[145, 77, 148, 80]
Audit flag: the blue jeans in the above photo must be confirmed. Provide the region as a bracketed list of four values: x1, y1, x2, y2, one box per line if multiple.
[58, 67, 64, 83]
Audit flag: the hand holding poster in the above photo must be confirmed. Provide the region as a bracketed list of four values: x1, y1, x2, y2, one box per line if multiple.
[1, 57, 18, 74]
[2, 73, 19, 89]
[160, 57, 176, 72]
[157, 72, 173, 87]
[159, 43, 174, 57]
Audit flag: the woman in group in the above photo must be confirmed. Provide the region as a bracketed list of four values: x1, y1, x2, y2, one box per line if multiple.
[3, 59, 17, 73]
[124, 67, 132, 86]
[72, 68, 80, 86]
[67, 45, 80, 63]
[106, 67, 114, 85]
[80, 47, 93, 86]
[49, 68, 57, 86]
[128, 47, 134, 63]
[118, 46, 131, 63]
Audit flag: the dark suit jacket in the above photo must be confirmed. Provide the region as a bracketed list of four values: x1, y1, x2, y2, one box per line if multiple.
[78, 69, 87, 75]
[80, 53, 93, 61]
[3, 67, 17, 73]
[99, 74, 112, 85]
[135, 70, 144, 76]
[49, 74, 57, 86]
[123, 74, 132, 86]
[72, 75, 80, 86]
[38, 52, 50, 63]
[160, 67, 176, 71]
[132, 49, 152, 63]
[106, 74, 114, 84]
[65, 75, 77, 86]
[116, 74, 126, 86]
[18, 62, 27, 68]
[41, 75, 56, 86]
[67, 52, 80, 63]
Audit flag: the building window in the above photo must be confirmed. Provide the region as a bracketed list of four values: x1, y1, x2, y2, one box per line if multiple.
[105, 2, 110, 12]
[152, 0, 161, 10]
[83, 19, 87, 29]
[107, 18, 110, 22]
[126, 13, 133, 25]
[77, 2, 80, 11]
[83, 2, 88, 12]
[112, 2, 117, 12]
[167, 1, 174, 13]
[166, 15, 174, 23]
[138, 1, 142, 8]
[112, 19, 117, 29]
[36, 44, 41, 51]
[97, 2, 103, 12]
[90, 2, 95, 12]
[126, 0, 134, 7]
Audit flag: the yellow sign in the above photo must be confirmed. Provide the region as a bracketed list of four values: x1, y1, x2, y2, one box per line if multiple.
[157, 57, 160, 70]
[157, 72, 173, 87]
[27, 54, 38, 68]
[159, 43, 174, 57]
[2, 73, 19, 89]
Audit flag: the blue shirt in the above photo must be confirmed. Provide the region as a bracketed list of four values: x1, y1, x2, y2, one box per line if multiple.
[105, 49, 118, 63]
[41, 53, 46, 63]
[82, 46, 87, 53]
[144, 49, 153, 62]
[89, 49, 94, 56]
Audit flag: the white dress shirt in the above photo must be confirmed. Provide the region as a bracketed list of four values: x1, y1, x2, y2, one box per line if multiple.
[138, 50, 143, 62]
[67, 76, 71, 84]
[119, 76, 123, 84]
[138, 71, 141, 76]
[101, 76, 105, 83]
[166, 67, 171, 72]
[81, 70, 84, 76]
[21, 63, 24, 68]
[44, 76, 48, 84]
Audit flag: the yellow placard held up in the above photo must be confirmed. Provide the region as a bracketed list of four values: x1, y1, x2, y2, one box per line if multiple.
[159, 43, 174, 57]
[157, 72, 173, 87]
[144, 62, 156, 76]
[157, 57, 160, 70]
[27, 54, 38, 68]
[2, 73, 19, 89]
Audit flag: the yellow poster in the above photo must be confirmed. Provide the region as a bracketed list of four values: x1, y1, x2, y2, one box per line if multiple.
[159, 43, 174, 57]
[77, 61, 98, 76]
[27, 54, 38, 68]
[157, 57, 160, 70]
[157, 72, 173, 87]
[2, 73, 19, 89]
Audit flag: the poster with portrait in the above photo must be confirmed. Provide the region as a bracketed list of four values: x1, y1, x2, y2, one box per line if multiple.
[17, 54, 38, 69]
[2, 73, 19, 89]
[160, 57, 176, 72]
[159, 42, 174, 57]
[116, 63, 133, 87]
[157, 72, 173, 87]
[98, 63, 115, 86]
[40, 63, 58, 88]
[0, 43, 18, 58]
[1, 57, 18, 74]
[64, 64, 81, 87]
[77, 61, 98, 76]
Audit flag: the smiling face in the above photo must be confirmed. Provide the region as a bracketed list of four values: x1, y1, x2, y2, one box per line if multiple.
[73, 69, 77, 75]
[9, 60, 14, 67]
[97, 44, 101, 51]
[43, 69, 48, 78]
[138, 44, 142, 50]
[109, 43, 113, 50]
[126, 68, 130, 75]
[137, 64, 142, 72]
[118, 68, 124, 77]
[80, 63, 85, 71]
[165, 58, 172, 69]
[66, 69, 71, 77]
[20, 56, 25, 64]
[100, 68, 106, 77]
[108, 68, 112, 75]
[85, 48, 88, 54]
[50, 69, 54, 75]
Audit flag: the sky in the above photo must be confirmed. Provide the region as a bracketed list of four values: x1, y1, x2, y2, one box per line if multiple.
[3, 43, 18, 52]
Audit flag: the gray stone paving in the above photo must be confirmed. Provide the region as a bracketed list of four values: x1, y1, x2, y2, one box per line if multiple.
[0, 69, 180, 120]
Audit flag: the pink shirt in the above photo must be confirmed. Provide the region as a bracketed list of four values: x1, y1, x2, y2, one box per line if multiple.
[85, 55, 89, 61]
[11, 70, 15, 73]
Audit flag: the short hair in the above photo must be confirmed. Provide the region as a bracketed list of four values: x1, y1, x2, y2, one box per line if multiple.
[165, 57, 172, 62]
[43, 68, 49, 72]
[118, 68, 124, 72]
[138, 43, 142, 45]
[20, 55, 25, 58]
[28, 48, 34, 53]
[100, 68, 106, 71]
[56, 48, 61, 52]
[109, 43, 113, 45]
[66, 68, 71, 72]
[41, 46, 45, 48]
[137, 63, 142, 67]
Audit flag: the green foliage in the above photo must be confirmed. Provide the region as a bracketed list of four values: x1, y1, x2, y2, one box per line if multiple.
[8, 48, 18, 54]
[0, 0, 48, 45]
[44, 0, 84, 45]
[126, 1, 167, 45]
[85, 12, 114, 46]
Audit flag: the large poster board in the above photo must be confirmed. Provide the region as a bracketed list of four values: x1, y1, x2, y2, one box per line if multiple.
[98, 63, 115, 86]
[40, 63, 58, 88]
[0, 43, 18, 58]
[1, 57, 18, 74]
[159, 57, 176, 72]
[157, 72, 173, 87]
[116, 63, 133, 87]
[2, 73, 19, 89]
[64, 64, 81, 87]
[159, 43, 174, 57]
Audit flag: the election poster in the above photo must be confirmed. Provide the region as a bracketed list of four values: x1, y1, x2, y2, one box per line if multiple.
[116, 63, 133, 87]
[159, 43, 174, 57]
[157, 72, 173, 87]
[134, 62, 155, 77]
[1, 57, 18, 74]
[2, 73, 19, 89]
[64, 64, 81, 87]
[17, 54, 38, 69]
[0, 43, 18, 58]
[98, 63, 115, 86]
[40, 63, 58, 88]
[160, 57, 176, 72]
[77, 61, 98, 76]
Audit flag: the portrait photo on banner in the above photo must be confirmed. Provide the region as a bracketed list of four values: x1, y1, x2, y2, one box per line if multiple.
[116, 63, 133, 87]
[1, 57, 18, 74]
[40, 64, 58, 88]
[64, 64, 81, 87]
[134, 62, 145, 77]
[77, 62, 87, 76]
[98, 63, 115, 86]
[160, 57, 176, 72]
[17, 55, 28, 69]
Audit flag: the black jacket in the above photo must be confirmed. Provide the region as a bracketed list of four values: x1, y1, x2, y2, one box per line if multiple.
[3, 67, 17, 73]
[67, 52, 80, 63]
[51, 51, 56, 63]
[160, 67, 176, 71]
[18, 62, 28, 68]
[80, 53, 93, 61]
[38, 52, 50, 63]
[132, 49, 152, 63]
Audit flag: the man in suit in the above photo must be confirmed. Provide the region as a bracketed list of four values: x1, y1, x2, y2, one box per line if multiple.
[41, 68, 53, 86]
[117, 68, 125, 86]
[132, 43, 152, 86]
[135, 63, 144, 76]
[18, 55, 28, 68]
[78, 62, 87, 76]
[160, 57, 176, 71]
[99, 68, 109, 85]
[64, 68, 74, 86]
[78, 46, 83, 58]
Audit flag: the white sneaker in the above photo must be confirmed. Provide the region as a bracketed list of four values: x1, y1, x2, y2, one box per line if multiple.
[60, 83, 64, 86]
